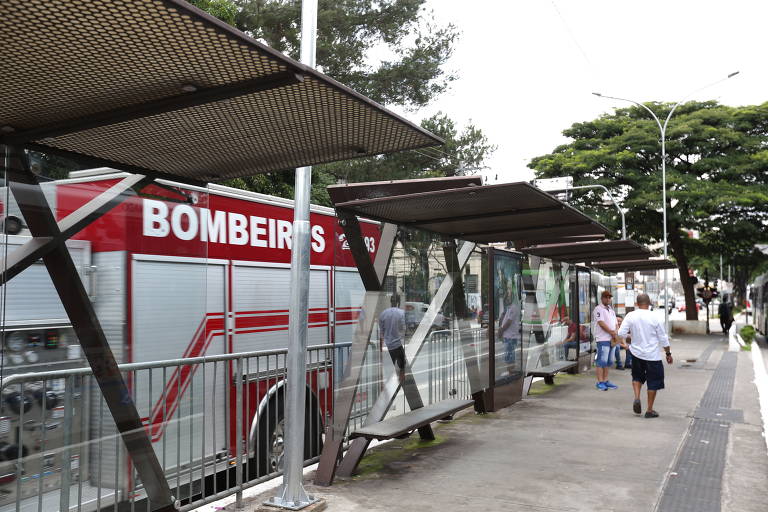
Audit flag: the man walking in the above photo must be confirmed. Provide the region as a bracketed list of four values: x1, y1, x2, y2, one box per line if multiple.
[617, 293, 673, 418]
[379, 294, 406, 380]
[718, 296, 733, 335]
[593, 290, 619, 390]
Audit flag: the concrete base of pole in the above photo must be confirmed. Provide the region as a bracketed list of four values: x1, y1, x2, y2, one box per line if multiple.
[260, 497, 326, 512]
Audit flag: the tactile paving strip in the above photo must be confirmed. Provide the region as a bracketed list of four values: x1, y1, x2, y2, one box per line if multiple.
[657, 352, 737, 512]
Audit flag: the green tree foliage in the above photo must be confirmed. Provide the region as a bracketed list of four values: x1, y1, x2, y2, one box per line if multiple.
[189, 0, 238, 25]
[529, 101, 768, 319]
[190, 0, 493, 203]
[234, 0, 456, 109]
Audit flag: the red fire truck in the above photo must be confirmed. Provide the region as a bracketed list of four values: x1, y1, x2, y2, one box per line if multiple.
[0, 169, 380, 508]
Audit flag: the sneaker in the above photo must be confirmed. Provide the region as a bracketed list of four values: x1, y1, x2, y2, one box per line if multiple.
[644, 410, 659, 418]
[596, 382, 607, 391]
[633, 399, 641, 414]
[604, 381, 618, 390]
[615, 365, 624, 370]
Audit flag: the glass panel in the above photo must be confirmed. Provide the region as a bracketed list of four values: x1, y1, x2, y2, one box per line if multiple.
[492, 250, 522, 384]
[522, 256, 573, 371]
[332, 223, 489, 437]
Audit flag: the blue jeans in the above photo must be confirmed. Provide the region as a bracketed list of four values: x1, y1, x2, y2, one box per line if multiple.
[613, 345, 632, 367]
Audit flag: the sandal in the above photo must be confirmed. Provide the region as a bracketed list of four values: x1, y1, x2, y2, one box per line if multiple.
[633, 399, 641, 414]
[644, 410, 659, 418]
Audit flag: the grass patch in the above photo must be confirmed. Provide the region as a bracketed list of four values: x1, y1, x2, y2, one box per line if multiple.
[741, 343, 752, 351]
[527, 372, 583, 396]
[740, 325, 756, 344]
[354, 434, 447, 478]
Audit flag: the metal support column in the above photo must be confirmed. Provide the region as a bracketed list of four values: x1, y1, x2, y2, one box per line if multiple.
[2, 146, 175, 511]
[268, 1, 319, 507]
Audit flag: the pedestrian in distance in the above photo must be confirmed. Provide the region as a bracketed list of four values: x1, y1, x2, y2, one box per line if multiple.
[613, 315, 632, 370]
[379, 294, 407, 381]
[617, 293, 672, 418]
[718, 295, 733, 335]
[593, 290, 619, 390]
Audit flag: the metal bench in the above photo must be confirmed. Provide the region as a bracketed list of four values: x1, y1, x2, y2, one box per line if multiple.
[349, 399, 475, 441]
[527, 360, 578, 385]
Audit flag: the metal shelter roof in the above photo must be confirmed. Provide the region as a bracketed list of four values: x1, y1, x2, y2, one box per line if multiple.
[329, 179, 611, 243]
[520, 239, 652, 263]
[0, 0, 441, 183]
[591, 259, 677, 272]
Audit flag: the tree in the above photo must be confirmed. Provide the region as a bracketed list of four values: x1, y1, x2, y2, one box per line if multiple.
[195, 0, 494, 203]
[529, 101, 768, 320]
[688, 224, 768, 306]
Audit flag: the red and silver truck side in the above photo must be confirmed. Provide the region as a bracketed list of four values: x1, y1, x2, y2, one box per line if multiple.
[0, 169, 380, 507]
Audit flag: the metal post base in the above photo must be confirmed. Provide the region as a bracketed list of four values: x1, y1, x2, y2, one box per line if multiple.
[264, 493, 320, 510]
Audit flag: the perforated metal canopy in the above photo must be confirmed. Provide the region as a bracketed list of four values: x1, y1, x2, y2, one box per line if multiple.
[329, 179, 611, 243]
[592, 259, 677, 272]
[0, 0, 440, 182]
[520, 239, 652, 264]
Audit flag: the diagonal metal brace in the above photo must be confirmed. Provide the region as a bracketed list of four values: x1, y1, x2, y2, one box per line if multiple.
[2, 146, 175, 511]
[0, 173, 151, 286]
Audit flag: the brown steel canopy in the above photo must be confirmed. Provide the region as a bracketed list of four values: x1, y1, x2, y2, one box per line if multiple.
[0, 0, 441, 183]
[592, 259, 677, 272]
[520, 239, 653, 263]
[329, 179, 611, 243]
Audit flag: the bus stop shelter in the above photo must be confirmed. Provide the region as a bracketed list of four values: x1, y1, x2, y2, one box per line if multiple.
[0, 1, 440, 509]
[316, 178, 612, 485]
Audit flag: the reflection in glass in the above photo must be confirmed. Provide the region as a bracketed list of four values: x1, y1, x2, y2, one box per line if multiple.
[493, 251, 522, 384]
[522, 256, 573, 371]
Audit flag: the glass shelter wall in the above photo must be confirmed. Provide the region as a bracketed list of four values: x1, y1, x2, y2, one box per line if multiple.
[492, 251, 523, 384]
[332, 225, 489, 435]
[0, 162, 345, 511]
[522, 256, 573, 372]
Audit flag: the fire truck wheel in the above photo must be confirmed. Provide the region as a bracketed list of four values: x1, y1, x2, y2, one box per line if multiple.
[254, 389, 323, 478]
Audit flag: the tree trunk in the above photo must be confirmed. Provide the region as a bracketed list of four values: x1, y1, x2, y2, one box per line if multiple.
[668, 228, 699, 321]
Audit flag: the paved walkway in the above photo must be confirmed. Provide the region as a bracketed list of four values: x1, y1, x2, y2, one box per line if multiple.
[233, 333, 768, 511]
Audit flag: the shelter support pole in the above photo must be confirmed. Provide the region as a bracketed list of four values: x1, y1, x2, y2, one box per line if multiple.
[336, 241, 476, 478]
[274, 162, 315, 509]
[314, 218, 397, 486]
[270, 1, 319, 508]
[1, 146, 175, 511]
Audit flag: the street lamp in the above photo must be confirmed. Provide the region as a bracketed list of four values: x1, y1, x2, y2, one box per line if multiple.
[592, 71, 739, 332]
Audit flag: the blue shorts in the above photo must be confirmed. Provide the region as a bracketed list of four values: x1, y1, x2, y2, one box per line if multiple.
[631, 356, 665, 391]
[595, 341, 615, 368]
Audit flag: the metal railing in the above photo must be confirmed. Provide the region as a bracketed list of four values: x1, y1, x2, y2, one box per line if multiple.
[0, 343, 367, 512]
[0, 328, 484, 512]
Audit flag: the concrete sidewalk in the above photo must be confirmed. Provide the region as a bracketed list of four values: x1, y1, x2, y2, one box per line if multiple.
[245, 334, 768, 511]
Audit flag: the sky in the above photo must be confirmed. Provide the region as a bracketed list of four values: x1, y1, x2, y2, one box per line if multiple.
[401, 0, 768, 184]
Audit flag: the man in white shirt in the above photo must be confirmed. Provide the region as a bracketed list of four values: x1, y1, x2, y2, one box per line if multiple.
[617, 293, 673, 418]
[593, 290, 619, 390]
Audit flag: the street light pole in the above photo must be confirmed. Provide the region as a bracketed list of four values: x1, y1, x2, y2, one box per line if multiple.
[593, 71, 739, 333]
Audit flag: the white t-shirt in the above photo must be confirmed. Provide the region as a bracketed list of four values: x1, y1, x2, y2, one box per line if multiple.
[500, 303, 521, 339]
[592, 304, 617, 341]
[617, 308, 670, 361]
